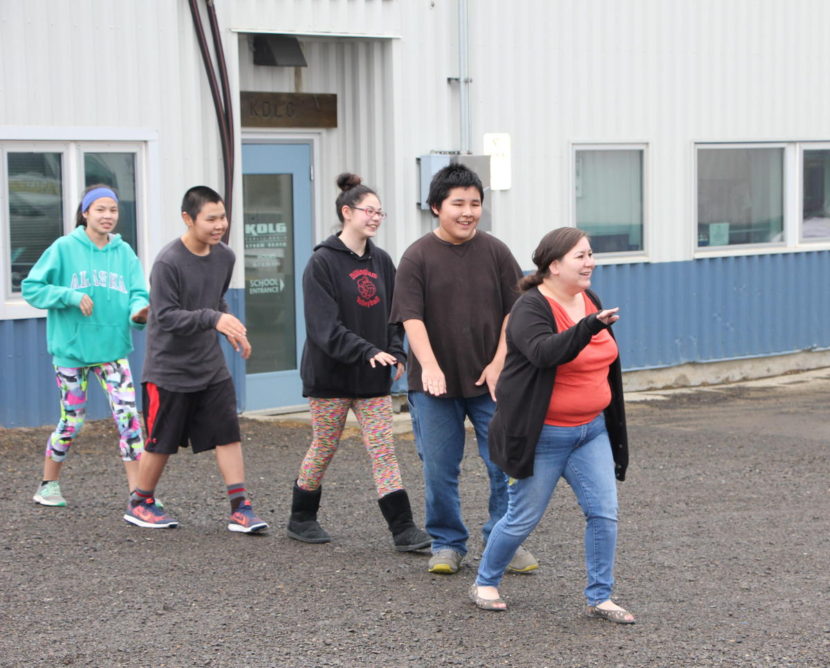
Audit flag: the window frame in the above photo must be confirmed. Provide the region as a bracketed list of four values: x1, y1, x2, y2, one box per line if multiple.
[798, 142, 830, 245]
[694, 142, 789, 255]
[570, 142, 649, 261]
[689, 142, 830, 258]
[3, 144, 70, 300]
[78, 142, 145, 258]
[0, 128, 156, 320]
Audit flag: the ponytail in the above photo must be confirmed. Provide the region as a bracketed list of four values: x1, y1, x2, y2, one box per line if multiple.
[520, 227, 588, 292]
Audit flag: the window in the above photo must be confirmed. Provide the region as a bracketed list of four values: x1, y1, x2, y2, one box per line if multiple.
[3, 142, 142, 298]
[802, 148, 830, 241]
[84, 152, 138, 251]
[8, 152, 63, 293]
[574, 146, 644, 253]
[697, 146, 784, 248]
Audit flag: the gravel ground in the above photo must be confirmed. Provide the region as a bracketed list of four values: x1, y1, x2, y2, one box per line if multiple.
[2, 373, 830, 667]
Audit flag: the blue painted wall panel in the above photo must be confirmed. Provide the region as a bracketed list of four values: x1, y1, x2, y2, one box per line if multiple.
[5, 256, 830, 427]
[0, 318, 146, 428]
[591, 252, 830, 370]
[1, 288, 247, 428]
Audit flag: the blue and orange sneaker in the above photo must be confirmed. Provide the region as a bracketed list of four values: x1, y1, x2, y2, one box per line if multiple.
[228, 499, 268, 534]
[123, 497, 178, 529]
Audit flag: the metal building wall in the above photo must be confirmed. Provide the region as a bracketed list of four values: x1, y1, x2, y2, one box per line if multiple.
[1, 0, 235, 426]
[6, 0, 830, 426]
[468, 0, 830, 266]
[236, 36, 399, 242]
[235, 0, 829, 261]
[6, 0, 830, 270]
[0, 0, 234, 275]
[0, 291, 245, 428]
[0, 319, 147, 429]
[223, 0, 399, 37]
[592, 252, 830, 370]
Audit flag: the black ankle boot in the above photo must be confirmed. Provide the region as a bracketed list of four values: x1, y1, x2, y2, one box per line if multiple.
[378, 489, 432, 552]
[287, 481, 331, 543]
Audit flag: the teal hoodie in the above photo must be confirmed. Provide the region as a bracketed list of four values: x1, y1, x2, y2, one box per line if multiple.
[22, 226, 149, 367]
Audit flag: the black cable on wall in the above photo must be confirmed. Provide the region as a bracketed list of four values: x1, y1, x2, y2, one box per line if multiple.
[188, 0, 235, 242]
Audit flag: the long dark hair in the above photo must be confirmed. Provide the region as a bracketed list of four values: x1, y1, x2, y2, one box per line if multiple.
[518, 227, 588, 292]
[335, 173, 377, 223]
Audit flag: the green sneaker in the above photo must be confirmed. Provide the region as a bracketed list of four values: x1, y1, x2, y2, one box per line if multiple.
[33, 481, 67, 507]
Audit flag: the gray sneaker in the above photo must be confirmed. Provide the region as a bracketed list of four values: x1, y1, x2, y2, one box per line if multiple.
[428, 548, 464, 574]
[33, 481, 67, 507]
[506, 545, 539, 574]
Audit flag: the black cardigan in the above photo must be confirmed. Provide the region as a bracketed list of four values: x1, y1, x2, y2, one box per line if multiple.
[488, 287, 628, 481]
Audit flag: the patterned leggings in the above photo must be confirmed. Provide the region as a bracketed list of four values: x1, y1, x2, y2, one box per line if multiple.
[46, 359, 144, 463]
[297, 396, 404, 498]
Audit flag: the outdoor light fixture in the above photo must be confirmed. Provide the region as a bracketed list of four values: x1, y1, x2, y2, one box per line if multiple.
[252, 35, 308, 67]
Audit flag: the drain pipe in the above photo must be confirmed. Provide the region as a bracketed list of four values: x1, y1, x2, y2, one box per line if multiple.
[206, 0, 235, 226]
[188, 0, 235, 240]
[458, 0, 471, 154]
[207, 0, 236, 227]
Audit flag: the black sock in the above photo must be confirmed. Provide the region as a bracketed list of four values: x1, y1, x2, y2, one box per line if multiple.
[227, 483, 247, 512]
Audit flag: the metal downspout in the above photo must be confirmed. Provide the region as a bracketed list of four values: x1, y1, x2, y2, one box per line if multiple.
[206, 0, 235, 227]
[458, 0, 471, 154]
[188, 0, 235, 240]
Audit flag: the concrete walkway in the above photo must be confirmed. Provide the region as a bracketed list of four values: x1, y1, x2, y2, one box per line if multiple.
[244, 366, 830, 434]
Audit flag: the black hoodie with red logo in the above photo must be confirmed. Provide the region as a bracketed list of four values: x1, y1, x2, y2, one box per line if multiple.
[300, 234, 406, 398]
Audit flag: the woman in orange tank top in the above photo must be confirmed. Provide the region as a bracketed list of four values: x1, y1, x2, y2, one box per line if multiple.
[469, 228, 634, 624]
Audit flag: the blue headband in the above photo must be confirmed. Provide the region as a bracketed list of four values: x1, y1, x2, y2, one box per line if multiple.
[81, 187, 118, 213]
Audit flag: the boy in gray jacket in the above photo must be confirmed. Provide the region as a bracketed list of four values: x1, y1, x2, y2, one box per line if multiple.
[124, 186, 267, 534]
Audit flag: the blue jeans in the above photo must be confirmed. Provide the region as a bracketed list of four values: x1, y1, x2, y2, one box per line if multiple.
[476, 414, 619, 605]
[408, 391, 507, 556]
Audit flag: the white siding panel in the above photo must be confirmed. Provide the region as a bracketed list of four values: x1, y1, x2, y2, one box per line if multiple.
[238, 34, 399, 248]
[457, 0, 830, 266]
[225, 0, 400, 37]
[6, 0, 830, 270]
[1, 0, 228, 266]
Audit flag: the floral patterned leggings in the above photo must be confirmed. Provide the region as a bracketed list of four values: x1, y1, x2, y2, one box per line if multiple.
[297, 396, 404, 498]
[46, 359, 144, 463]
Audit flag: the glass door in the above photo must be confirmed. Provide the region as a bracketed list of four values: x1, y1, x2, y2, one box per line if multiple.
[242, 142, 313, 410]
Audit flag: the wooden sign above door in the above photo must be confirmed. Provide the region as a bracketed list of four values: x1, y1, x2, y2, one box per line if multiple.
[241, 92, 337, 128]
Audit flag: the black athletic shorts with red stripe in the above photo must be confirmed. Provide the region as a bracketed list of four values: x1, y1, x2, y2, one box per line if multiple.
[142, 378, 241, 454]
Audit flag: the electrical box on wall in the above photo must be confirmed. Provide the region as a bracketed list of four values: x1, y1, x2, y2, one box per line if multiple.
[417, 153, 492, 231]
[454, 155, 490, 189]
[417, 154, 491, 210]
[417, 154, 451, 210]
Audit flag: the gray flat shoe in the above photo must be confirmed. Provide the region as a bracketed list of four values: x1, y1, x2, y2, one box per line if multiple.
[469, 584, 507, 611]
[586, 604, 635, 624]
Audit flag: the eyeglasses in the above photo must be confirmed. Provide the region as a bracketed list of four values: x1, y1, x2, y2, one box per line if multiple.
[351, 205, 387, 220]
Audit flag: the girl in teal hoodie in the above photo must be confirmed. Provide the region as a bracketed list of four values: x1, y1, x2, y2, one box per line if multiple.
[22, 185, 150, 507]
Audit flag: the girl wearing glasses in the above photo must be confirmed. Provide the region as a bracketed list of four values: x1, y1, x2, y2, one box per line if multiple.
[287, 173, 431, 554]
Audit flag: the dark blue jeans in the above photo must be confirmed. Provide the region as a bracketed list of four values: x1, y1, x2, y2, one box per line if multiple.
[408, 391, 508, 556]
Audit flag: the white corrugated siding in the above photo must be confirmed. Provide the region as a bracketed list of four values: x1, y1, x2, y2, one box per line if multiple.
[6, 0, 830, 425]
[1, 0, 226, 270]
[5, 0, 830, 267]
[462, 0, 830, 265]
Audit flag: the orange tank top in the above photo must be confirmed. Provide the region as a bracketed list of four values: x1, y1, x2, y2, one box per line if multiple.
[544, 292, 618, 427]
